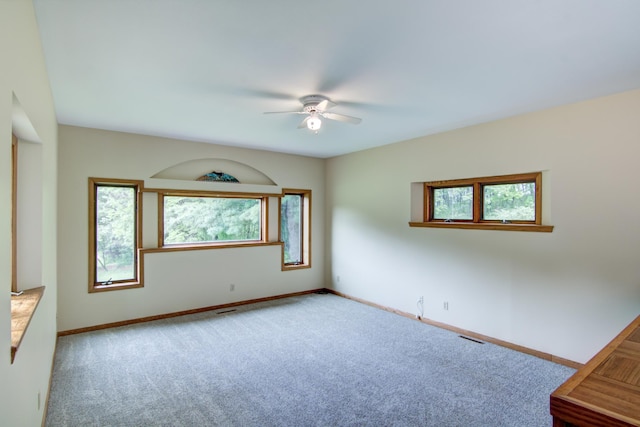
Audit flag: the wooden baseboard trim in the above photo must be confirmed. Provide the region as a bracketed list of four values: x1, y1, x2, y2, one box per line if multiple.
[42, 337, 57, 427]
[57, 287, 583, 369]
[327, 289, 583, 370]
[57, 289, 323, 336]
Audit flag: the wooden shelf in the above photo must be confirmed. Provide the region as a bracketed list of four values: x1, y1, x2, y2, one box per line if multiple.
[10, 286, 45, 364]
[409, 221, 554, 232]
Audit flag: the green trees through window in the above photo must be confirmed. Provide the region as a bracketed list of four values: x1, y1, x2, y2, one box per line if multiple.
[163, 196, 262, 245]
[89, 178, 142, 291]
[89, 178, 314, 291]
[281, 194, 302, 264]
[95, 185, 137, 282]
[483, 182, 535, 221]
[280, 189, 311, 270]
[433, 186, 473, 220]
[425, 172, 541, 225]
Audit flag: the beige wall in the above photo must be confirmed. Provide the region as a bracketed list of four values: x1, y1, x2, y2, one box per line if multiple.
[326, 89, 640, 364]
[57, 125, 325, 331]
[1, 1, 58, 426]
[3, 4, 639, 424]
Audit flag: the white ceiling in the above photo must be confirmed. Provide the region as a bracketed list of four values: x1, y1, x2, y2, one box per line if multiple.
[33, 0, 640, 158]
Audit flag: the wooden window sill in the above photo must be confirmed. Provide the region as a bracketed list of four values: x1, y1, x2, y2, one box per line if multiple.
[10, 286, 45, 363]
[409, 222, 554, 232]
[282, 263, 311, 271]
[91, 281, 143, 293]
[144, 241, 282, 253]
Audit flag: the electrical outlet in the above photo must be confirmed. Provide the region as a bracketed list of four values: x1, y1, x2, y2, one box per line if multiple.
[336, 275, 340, 283]
[444, 301, 449, 311]
[229, 283, 235, 292]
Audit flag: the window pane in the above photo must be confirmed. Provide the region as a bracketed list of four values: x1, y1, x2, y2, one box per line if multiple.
[96, 186, 136, 283]
[483, 182, 535, 221]
[281, 194, 302, 264]
[164, 196, 260, 244]
[433, 186, 473, 220]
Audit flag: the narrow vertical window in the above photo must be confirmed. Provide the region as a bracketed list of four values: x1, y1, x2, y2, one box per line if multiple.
[11, 133, 18, 293]
[281, 194, 302, 264]
[280, 190, 311, 270]
[89, 178, 143, 292]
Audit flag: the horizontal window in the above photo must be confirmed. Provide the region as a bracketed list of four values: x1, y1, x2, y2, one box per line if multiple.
[160, 193, 267, 247]
[415, 172, 552, 232]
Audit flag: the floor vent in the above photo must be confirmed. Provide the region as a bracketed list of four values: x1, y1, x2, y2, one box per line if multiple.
[459, 335, 484, 344]
[217, 309, 237, 315]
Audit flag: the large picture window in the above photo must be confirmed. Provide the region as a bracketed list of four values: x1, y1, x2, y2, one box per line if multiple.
[280, 189, 311, 270]
[159, 193, 266, 247]
[89, 178, 143, 292]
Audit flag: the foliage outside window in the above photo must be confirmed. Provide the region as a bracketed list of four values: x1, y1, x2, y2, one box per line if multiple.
[89, 178, 142, 292]
[416, 172, 551, 232]
[160, 193, 265, 247]
[483, 182, 536, 221]
[280, 189, 311, 270]
[432, 186, 473, 220]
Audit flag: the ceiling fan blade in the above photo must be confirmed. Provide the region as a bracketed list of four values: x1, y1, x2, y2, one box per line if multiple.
[297, 116, 310, 129]
[263, 110, 307, 115]
[316, 99, 337, 111]
[321, 112, 362, 124]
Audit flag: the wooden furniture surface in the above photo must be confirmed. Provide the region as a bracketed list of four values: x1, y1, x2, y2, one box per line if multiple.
[551, 315, 640, 426]
[10, 286, 45, 363]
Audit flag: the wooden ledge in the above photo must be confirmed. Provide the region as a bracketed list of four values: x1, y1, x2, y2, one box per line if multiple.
[409, 221, 554, 232]
[143, 240, 282, 254]
[11, 286, 45, 363]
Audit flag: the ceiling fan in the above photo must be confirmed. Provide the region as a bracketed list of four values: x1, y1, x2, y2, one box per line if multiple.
[264, 95, 362, 133]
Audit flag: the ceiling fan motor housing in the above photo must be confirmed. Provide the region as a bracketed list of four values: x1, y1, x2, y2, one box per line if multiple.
[301, 94, 330, 112]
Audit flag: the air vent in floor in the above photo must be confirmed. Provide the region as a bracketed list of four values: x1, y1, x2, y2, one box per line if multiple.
[459, 335, 484, 344]
[216, 309, 237, 315]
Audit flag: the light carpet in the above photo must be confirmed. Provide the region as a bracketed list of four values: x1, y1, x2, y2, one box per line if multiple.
[45, 293, 575, 426]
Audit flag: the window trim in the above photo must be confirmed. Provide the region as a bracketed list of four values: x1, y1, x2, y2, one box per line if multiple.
[411, 172, 553, 232]
[88, 178, 144, 293]
[279, 189, 311, 270]
[157, 190, 269, 249]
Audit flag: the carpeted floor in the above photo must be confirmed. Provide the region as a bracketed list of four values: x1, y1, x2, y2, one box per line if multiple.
[45, 293, 575, 426]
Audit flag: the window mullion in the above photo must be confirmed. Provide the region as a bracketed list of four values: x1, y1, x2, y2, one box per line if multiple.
[473, 182, 481, 223]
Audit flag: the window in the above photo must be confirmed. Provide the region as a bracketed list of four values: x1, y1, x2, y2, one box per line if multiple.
[432, 186, 473, 220]
[411, 172, 552, 232]
[89, 178, 143, 292]
[483, 182, 536, 221]
[280, 189, 311, 270]
[11, 133, 17, 293]
[159, 192, 267, 247]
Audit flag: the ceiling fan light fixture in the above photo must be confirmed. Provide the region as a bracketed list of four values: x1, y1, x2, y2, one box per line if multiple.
[264, 94, 361, 133]
[307, 115, 322, 131]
